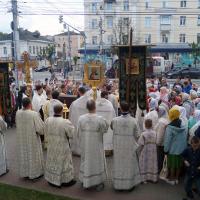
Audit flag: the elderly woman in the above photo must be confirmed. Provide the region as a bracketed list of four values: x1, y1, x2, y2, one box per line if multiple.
[155, 104, 169, 172]
[182, 93, 195, 119]
[188, 110, 200, 130]
[164, 107, 187, 185]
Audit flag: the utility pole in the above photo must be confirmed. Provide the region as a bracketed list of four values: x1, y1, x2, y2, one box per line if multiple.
[11, 0, 20, 87]
[99, 16, 103, 62]
[67, 26, 72, 79]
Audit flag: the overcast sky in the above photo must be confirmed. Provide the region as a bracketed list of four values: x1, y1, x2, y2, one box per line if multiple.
[0, 0, 84, 35]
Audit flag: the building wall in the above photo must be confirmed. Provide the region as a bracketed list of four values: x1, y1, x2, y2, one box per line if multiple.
[84, 0, 137, 47]
[54, 33, 84, 59]
[137, 0, 200, 44]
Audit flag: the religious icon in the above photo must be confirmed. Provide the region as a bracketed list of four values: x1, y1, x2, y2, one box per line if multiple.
[88, 65, 101, 80]
[126, 58, 140, 75]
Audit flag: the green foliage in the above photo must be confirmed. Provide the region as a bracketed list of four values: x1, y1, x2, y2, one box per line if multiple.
[0, 183, 77, 200]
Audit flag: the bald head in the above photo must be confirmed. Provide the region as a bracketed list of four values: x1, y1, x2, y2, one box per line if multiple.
[86, 99, 96, 113]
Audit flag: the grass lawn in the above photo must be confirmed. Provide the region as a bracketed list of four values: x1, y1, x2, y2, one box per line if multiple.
[0, 183, 78, 200]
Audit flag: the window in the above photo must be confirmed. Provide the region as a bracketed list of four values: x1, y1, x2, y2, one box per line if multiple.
[123, 18, 129, 26]
[33, 46, 35, 54]
[162, 1, 168, 8]
[145, 17, 151, 28]
[161, 33, 169, 43]
[106, 2, 112, 10]
[3, 47, 7, 55]
[198, 15, 200, 26]
[180, 16, 186, 26]
[180, 0, 186, 8]
[145, 34, 151, 44]
[123, 0, 129, 11]
[197, 33, 200, 43]
[91, 19, 97, 29]
[40, 47, 42, 54]
[198, 0, 200, 8]
[29, 46, 32, 53]
[107, 16, 113, 28]
[92, 36, 97, 45]
[160, 15, 171, 25]
[107, 35, 113, 44]
[91, 3, 97, 13]
[179, 34, 186, 43]
[36, 46, 39, 54]
[145, 0, 150, 9]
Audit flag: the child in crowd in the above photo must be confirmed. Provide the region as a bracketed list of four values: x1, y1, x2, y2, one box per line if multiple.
[182, 136, 200, 200]
[138, 119, 158, 183]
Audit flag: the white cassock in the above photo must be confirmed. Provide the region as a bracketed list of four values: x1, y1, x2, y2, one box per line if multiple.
[96, 98, 116, 151]
[16, 109, 44, 179]
[0, 116, 7, 176]
[45, 116, 75, 186]
[32, 92, 47, 113]
[111, 114, 141, 190]
[69, 94, 91, 155]
[108, 94, 118, 116]
[78, 113, 109, 188]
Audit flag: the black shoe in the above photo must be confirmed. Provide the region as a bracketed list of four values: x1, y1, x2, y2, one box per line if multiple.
[187, 192, 194, 199]
[62, 180, 76, 187]
[48, 182, 61, 188]
[31, 174, 43, 181]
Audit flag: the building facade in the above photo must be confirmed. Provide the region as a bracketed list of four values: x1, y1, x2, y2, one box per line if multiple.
[84, 0, 138, 48]
[0, 29, 54, 63]
[84, 0, 200, 46]
[54, 31, 84, 60]
[137, 0, 200, 45]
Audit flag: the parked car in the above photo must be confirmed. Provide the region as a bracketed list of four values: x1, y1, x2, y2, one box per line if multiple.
[34, 66, 49, 72]
[166, 67, 200, 79]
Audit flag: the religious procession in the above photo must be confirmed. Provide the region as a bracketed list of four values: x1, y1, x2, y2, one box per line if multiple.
[0, 68, 200, 200]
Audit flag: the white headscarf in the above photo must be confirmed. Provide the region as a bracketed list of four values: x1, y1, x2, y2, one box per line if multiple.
[194, 110, 200, 121]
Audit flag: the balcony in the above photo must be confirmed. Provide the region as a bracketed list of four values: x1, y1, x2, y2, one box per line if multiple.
[160, 24, 171, 31]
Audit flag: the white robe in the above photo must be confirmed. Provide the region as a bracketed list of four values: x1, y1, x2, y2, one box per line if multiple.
[69, 94, 91, 155]
[78, 113, 109, 188]
[108, 94, 118, 116]
[32, 92, 47, 113]
[0, 116, 7, 175]
[96, 98, 116, 150]
[45, 117, 75, 186]
[111, 114, 141, 190]
[16, 109, 44, 179]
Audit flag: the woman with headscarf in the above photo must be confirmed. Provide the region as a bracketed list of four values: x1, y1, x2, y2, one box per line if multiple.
[164, 107, 187, 185]
[155, 104, 169, 172]
[160, 87, 169, 107]
[182, 93, 195, 119]
[188, 110, 200, 130]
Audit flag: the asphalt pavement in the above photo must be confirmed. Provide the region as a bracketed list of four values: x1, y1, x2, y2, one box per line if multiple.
[0, 128, 190, 200]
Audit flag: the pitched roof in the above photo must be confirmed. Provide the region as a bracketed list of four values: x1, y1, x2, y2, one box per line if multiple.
[0, 29, 53, 42]
[54, 31, 85, 37]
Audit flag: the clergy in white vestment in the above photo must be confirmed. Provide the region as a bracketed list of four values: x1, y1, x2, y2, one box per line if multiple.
[32, 85, 47, 113]
[69, 87, 91, 155]
[111, 102, 141, 191]
[43, 90, 63, 120]
[106, 85, 118, 116]
[0, 115, 8, 176]
[45, 104, 76, 187]
[96, 91, 116, 155]
[78, 99, 109, 190]
[16, 97, 44, 179]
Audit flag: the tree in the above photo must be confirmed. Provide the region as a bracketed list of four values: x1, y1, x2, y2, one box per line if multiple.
[190, 42, 200, 68]
[73, 56, 78, 65]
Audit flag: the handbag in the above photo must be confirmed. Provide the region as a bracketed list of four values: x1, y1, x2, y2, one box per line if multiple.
[159, 155, 168, 180]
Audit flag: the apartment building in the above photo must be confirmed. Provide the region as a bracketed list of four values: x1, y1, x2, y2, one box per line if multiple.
[84, 0, 138, 48]
[136, 0, 200, 45]
[84, 0, 200, 46]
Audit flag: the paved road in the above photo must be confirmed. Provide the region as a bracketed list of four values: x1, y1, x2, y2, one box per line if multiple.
[0, 128, 190, 200]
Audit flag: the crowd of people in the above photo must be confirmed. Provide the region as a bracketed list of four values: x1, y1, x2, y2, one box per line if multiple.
[0, 75, 200, 200]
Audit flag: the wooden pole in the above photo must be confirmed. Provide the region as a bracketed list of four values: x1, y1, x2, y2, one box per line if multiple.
[126, 28, 133, 103]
